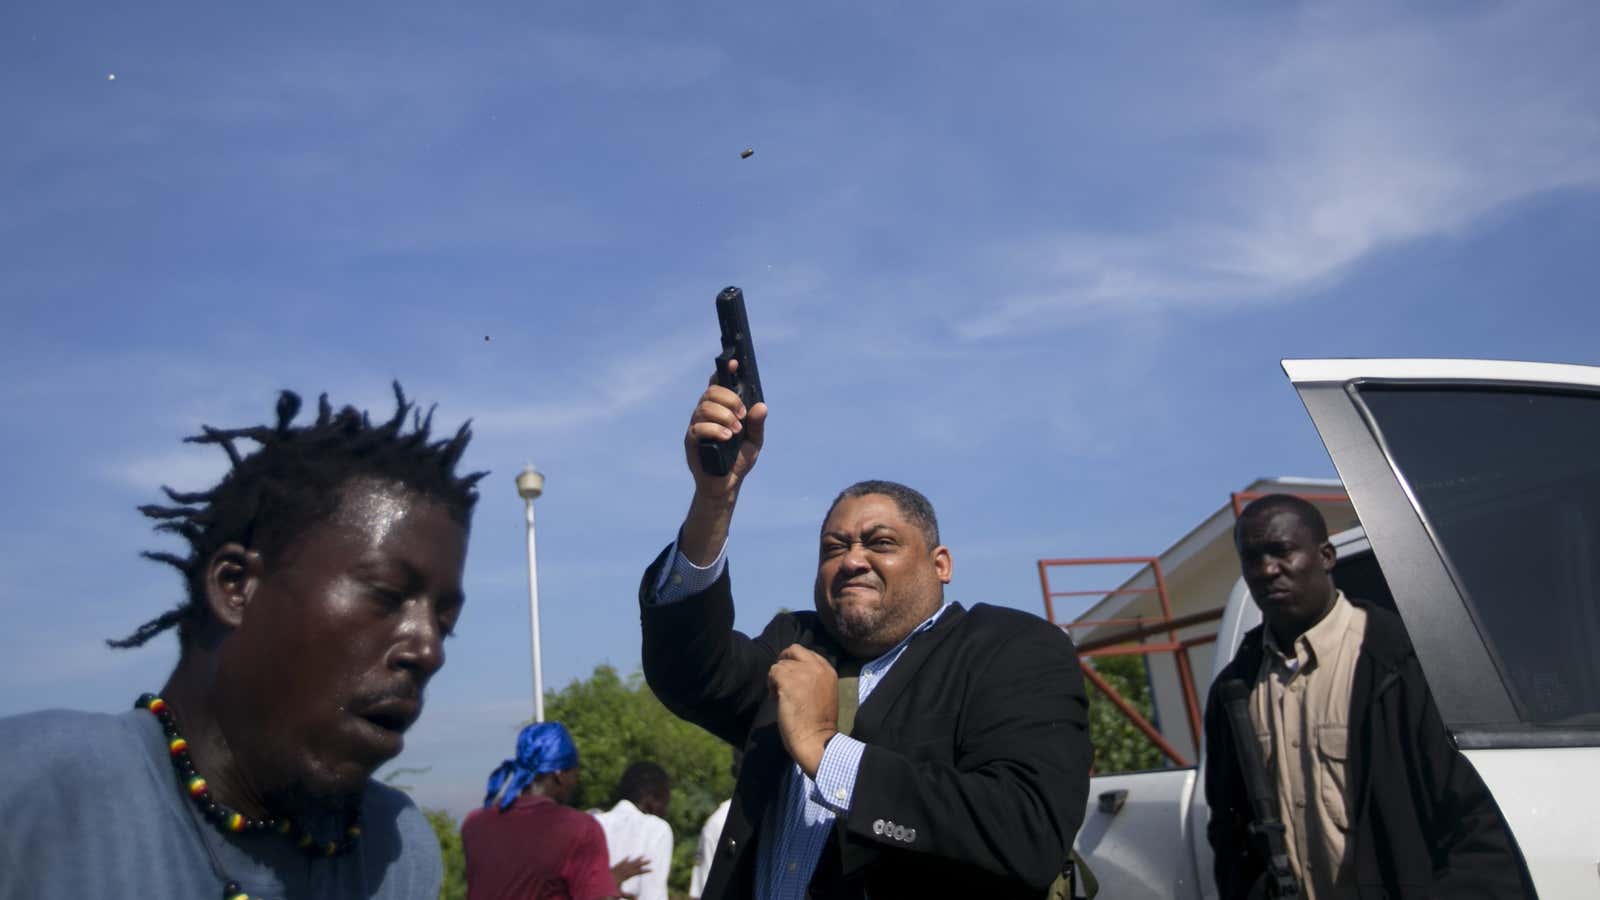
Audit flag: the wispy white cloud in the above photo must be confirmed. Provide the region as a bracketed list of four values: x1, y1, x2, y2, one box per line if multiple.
[470, 330, 710, 436]
[959, 2, 1600, 339]
[466, 265, 823, 441]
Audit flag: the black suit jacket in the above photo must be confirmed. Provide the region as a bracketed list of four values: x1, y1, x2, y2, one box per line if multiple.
[639, 546, 1091, 900]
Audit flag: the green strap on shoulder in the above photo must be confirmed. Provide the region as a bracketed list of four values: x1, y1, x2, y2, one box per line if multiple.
[836, 659, 861, 736]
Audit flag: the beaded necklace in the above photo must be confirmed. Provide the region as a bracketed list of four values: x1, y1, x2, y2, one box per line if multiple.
[136, 693, 363, 900]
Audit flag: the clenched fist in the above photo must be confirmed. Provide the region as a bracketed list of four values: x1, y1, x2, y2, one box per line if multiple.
[675, 360, 769, 568]
[767, 644, 840, 777]
[683, 360, 768, 496]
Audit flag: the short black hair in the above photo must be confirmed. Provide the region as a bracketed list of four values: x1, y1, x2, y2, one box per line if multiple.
[615, 761, 671, 805]
[824, 480, 941, 551]
[1235, 493, 1331, 544]
[110, 383, 486, 650]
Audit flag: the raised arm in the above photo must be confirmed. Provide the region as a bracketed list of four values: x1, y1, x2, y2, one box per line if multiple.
[640, 364, 775, 745]
[678, 361, 766, 566]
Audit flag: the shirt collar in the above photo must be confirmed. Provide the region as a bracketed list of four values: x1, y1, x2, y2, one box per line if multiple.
[866, 600, 952, 669]
[1264, 590, 1351, 668]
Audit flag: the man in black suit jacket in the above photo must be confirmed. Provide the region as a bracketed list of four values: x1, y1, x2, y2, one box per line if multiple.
[639, 370, 1091, 900]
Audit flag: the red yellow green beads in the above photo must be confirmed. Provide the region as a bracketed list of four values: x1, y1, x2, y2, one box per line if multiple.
[136, 692, 362, 860]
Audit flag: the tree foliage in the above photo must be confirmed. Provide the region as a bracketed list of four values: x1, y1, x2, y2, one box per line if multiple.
[425, 808, 467, 900]
[1085, 653, 1164, 774]
[546, 664, 739, 897]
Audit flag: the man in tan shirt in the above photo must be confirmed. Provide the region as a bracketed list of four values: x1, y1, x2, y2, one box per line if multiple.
[1204, 495, 1534, 899]
[1253, 586, 1365, 896]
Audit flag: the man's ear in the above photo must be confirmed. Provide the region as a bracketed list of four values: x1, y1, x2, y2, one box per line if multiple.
[1319, 539, 1337, 573]
[933, 545, 953, 585]
[203, 543, 265, 629]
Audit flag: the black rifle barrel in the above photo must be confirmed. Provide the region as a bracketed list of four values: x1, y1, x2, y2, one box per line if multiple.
[1219, 678, 1301, 899]
[1220, 679, 1277, 823]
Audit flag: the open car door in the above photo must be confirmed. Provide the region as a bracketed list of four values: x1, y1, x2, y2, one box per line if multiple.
[1285, 359, 1600, 895]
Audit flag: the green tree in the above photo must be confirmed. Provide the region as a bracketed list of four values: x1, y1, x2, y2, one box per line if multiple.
[546, 664, 738, 898]
[425, 808, 468, 900]
[1085, 654, 1164, 774]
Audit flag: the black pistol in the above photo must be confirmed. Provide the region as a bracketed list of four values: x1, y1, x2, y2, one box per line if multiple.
[697, 286, 764, 477]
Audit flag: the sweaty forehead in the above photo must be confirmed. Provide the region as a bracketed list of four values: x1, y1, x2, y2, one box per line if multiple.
[331, 479, 421, 539]
[291, 478, 460, 562]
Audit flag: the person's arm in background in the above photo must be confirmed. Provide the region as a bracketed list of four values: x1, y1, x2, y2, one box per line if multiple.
[609, 856, 649, 890]
[567, 818, 626, 900]
[640, 366, 775, 746]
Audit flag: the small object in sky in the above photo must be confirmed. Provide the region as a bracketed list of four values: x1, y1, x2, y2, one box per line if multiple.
[107, 73, 116, 81]
[484, 335, 491, 342]
[740, 147, 754, 159]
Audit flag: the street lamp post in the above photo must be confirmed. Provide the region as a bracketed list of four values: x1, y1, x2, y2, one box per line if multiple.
[515, 464, 546, 723]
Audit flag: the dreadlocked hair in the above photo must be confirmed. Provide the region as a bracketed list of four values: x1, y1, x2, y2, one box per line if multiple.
[110, 382, 487, 650]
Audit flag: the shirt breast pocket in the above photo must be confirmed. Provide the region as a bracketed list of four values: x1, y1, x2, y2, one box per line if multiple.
[1315, 724, 1351, 832]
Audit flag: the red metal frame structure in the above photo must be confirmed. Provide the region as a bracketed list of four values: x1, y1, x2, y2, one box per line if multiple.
[1042, 488, 1355, 771]
[1039, 556, 1217, 768]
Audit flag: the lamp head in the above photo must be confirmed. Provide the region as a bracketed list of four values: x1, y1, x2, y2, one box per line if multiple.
[515, 464, 544, 500]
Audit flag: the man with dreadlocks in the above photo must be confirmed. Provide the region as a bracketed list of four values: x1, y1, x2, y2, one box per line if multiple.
[0, 385, 484, 900]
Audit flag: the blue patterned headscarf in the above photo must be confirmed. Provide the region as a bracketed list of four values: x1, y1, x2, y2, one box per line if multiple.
[483, 721, 580, 810]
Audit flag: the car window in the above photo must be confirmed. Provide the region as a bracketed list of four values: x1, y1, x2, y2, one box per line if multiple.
[1333, 550, 1400, 622]
[1358, 386, 1600, 727]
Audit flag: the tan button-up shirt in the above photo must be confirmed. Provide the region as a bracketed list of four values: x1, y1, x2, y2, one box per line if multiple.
[1250, 591, 1367, 900]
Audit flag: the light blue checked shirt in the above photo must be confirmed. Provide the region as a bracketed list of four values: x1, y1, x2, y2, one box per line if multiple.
[653, 543, 952, 900]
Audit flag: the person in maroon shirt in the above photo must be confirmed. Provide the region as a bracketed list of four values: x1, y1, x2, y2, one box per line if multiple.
[462, 722, 624, 900]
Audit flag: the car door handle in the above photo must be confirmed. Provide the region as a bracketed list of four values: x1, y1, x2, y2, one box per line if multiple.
[1098, 789, 1128, 815]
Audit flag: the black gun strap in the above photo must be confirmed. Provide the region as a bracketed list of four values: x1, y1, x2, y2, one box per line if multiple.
[1223, 691, 1278, 821]
[1221, 682, 1300, 898]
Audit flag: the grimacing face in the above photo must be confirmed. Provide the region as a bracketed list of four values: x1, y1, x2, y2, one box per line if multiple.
[214, 480, 468, 801]
[1235, 508, 1336, 639]
[813, 493, 951, 658]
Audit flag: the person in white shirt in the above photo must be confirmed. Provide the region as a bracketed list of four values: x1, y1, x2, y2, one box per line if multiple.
[689, 749, 742, 899]
[591, 762, 675, 900]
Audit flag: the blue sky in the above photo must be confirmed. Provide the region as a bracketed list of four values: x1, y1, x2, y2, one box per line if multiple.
[3, 0, 1597, 818]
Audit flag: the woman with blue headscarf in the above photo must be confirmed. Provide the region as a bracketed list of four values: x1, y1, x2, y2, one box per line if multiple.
[460, 722, 627, 900]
